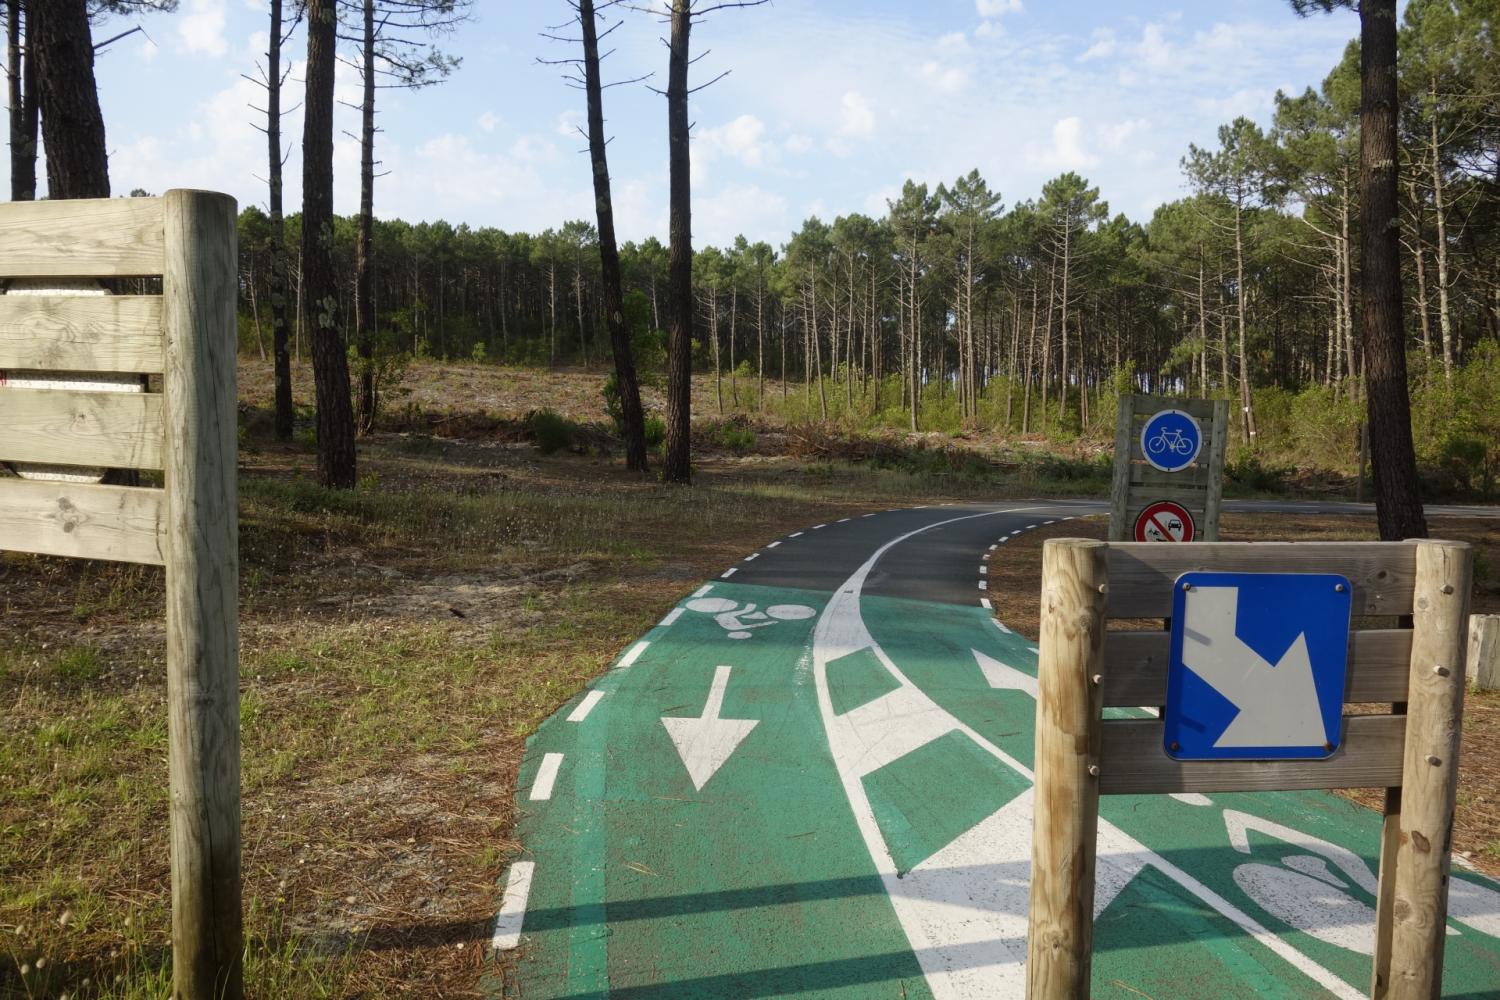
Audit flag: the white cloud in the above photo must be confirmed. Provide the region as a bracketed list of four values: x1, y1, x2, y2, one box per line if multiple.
[1099, 118, 1149, 151]
[1079, 28, 1116, 62]
[1194, 87, 1276, 121]
[696, 183, 789, 247]
[699, 114, 771, 168]
[1027, 116, 1097, 170]
[920, 61, 970, 94]
[554, 109, 582, 138]
[177, 0, 228, 58]
[976, 0, 1023, 16]
[478, 111, 500, 133]
[1137, 23, 1172, 71]
[837, 90, 875, 138]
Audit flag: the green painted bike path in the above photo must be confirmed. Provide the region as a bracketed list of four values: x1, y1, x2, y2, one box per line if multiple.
[489, 506, 1500, 999]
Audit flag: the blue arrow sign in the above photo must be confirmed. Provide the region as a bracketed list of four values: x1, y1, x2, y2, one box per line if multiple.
[1164, 572, 1351, 761]
[1140, 408, 1203, 472]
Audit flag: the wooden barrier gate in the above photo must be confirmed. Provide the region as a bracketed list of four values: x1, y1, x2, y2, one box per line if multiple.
[0, 192, 242, 999]
[1026, 538, 1472, 1000]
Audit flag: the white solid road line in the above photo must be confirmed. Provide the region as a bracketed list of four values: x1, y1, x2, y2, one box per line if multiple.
[490, 860, 535, 952]
[721, 567, 738, 579]
[567, 690, 605, 723]
[617, 640, 650, 668]
[530, 753, 564, 801]
[659, 607, 684, 628]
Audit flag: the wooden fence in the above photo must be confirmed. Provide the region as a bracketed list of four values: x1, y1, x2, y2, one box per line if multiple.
[0, 191, 242, 999]
[1026, 538, 1472, 1000]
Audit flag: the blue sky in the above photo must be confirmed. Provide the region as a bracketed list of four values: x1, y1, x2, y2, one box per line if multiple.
[58, 0, 1359, 246]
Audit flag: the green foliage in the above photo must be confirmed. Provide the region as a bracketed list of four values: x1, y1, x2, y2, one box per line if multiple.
[705, 418, 757, 452]
[526, 409, 578, 455]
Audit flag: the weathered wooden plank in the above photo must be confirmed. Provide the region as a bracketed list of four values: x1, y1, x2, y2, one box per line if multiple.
[1027, 539, 1108, 998]
[0, 387, 164, 469]
[1126, 463, 1214, 490]
[0, 197, 164, 277]
[1105, 541, 1417, 618]
[0, 295, 163, 372]
[1388, 541, 1471, 1000]
[0, 477, 164, 564]
[1102, 628, 1413, 706]
[161, 189, 243, 999]
[1097, 714, 1406, 795]
[1470, 614, 1500, 691]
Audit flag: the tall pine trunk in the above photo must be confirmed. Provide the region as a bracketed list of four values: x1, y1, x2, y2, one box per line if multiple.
[1359, 0, 1426, 540]
[267, 0, 294, 440]
[31, 0, 107, 198]
[355, 0, 377, 434]
[302, 0, 357, 489]
[661, 0, 694, 484]
[580, 0, 648, 470]
[7, 0, 37, 201]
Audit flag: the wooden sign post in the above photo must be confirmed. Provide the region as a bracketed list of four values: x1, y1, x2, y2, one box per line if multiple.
[1110, 394, 1228, 542]
[1026, 537, 1472, 1000]
[0, 191, 242, 1000]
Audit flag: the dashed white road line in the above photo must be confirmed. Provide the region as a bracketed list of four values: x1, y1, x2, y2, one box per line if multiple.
[691, 584, 713, 598]
[994, 620, 1011, 633]
[789, 532, 804, 538]
[567, 690, 606, 723]
[838, 517, 852, 523]
[618, 641, 650, 668]
[721, 567, 738, 579]
[490, 861, 535, 952]
[980, 598, 993, 610]
[988, 544, 997, 551]
[978, 581, 988, 590]
[812, 524, 827, 530]
[997, 537, 1008, 544]
[658, 607, 684, 628]
[1028, 646, 1040, 654]
[1009, 529, 1023, 536]
[979, 565, 987, 575]
[530, 753, 564, 801]
[744, 553, 759, 561]
[767, 541, 782, 548]
[863, 513, 878, 517]
[1026, 524, 1038, 529]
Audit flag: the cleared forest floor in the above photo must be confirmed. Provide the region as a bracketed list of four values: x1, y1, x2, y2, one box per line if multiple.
[2, 360, 1496, 999]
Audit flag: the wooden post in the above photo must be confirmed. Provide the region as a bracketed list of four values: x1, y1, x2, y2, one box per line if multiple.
[1470, 614, 1500, 692]
[162, 189, 243, 1000]
[1108, 395, 1133, 541]
[1026, 538, 1108, 1000]
[1387, 539, 1471, 1000]
[1202, 399, 1229, 541]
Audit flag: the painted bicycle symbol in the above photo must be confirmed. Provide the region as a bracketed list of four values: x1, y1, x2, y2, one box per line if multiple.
[1146, 427, 1195, 456]
[686, 597, 816, 639]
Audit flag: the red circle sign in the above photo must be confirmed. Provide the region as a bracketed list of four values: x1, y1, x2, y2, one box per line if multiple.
[1135, 501, 1196, 542]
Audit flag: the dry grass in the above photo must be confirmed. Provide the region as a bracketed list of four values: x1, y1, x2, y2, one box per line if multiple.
[987, 512, 1500, 877]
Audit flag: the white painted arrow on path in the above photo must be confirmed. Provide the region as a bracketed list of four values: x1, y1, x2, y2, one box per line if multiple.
[1181, 586, 1326, 747]
[972, 649, 1037, 698]
[662, 665, 758, 790]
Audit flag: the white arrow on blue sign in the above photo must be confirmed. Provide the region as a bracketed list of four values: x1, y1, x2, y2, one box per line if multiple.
[1164, 572, 1352, 760]
[1140, 408, 1203, 472]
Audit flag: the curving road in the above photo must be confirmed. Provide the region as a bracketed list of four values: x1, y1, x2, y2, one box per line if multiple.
[490, 500, 1500, 1000]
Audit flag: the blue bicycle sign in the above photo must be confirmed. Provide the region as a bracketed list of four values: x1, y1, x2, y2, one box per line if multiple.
[1140, 408, 1203, 472]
